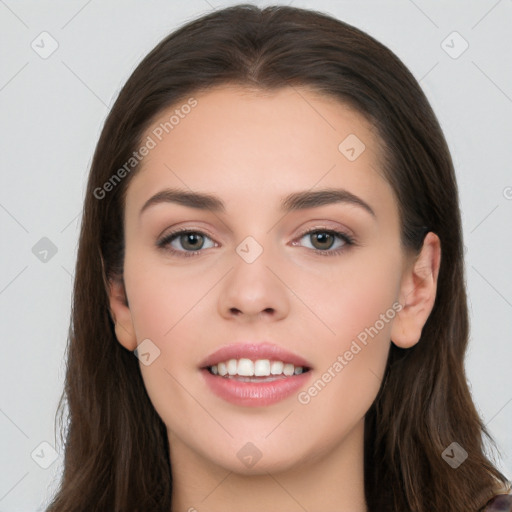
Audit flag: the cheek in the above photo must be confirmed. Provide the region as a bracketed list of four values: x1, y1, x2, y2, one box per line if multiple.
[293, 268, 398, 443]
[123, 251, 210, 344]
[298, 248, 401, 352]
[336, 266, 399, 348]
[122, 249, 225, 398]
[293, 251, 399, 414]
[122, 255, 214, 432]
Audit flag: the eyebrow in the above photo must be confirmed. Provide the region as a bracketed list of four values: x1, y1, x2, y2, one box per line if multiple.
[139, 187, 376, 218]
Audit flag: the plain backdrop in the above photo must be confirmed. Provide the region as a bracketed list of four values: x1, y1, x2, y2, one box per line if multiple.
[0, 0, 511, 510]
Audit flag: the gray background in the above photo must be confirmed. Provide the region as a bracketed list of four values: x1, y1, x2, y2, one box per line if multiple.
[1, 0, 511, 510]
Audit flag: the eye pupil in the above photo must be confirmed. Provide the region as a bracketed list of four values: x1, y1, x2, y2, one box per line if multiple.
[182, 233, 203, 250]
[312, 232, 334, 250]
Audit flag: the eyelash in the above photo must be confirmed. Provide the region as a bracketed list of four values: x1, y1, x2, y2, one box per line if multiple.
[156, 227, 355, 258]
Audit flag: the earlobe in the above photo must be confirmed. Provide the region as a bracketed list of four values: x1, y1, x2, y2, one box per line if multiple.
[107, 277, 138, 352]
[391, 232, 441, 349]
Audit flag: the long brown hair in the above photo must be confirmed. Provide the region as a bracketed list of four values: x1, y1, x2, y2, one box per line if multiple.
[46, 4, 510, 511]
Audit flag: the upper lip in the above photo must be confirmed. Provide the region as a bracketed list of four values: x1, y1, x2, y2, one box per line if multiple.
[199, 342, 312, 369]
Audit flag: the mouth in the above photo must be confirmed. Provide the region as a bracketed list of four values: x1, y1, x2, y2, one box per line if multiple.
[204, 358, 311, 382]
[199, 343, 313, 406]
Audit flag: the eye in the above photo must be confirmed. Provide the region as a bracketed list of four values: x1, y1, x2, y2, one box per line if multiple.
[157, 229, 216, 257]
[157, 227, 355, 258]
[292, 228, 355, 256]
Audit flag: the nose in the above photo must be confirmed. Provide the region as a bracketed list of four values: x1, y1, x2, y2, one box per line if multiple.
[217, 244, 290, 322]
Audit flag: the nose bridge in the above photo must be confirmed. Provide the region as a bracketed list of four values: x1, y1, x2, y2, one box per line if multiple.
[218, 230, 289, 319]
[232, 232, 276, 292]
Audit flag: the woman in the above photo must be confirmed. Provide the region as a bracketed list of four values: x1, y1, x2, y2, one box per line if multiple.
[46, 4, 511, 511]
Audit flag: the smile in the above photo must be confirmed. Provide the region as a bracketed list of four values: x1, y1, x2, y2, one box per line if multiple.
[200, 343, 313, 407]
[208, 358, 308, 378]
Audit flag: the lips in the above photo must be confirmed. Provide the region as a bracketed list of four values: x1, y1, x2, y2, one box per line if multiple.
[199, 342, 313, 407]
[199, 342, 312, 369]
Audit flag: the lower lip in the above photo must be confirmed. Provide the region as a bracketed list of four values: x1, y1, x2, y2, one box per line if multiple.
[201, 368, 312, 407]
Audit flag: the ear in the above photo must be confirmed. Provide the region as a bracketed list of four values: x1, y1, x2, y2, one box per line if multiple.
[391, 232, 441, 349]
[107, 277, 138, 352]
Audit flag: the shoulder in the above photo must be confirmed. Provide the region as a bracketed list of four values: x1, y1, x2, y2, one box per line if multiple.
[482, 493, 512, 511]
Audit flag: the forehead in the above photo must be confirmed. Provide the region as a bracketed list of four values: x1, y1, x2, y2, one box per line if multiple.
[125, 84, 396, 223]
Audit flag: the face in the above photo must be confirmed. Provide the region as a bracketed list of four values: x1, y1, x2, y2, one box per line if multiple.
[110, 84, 433, 476]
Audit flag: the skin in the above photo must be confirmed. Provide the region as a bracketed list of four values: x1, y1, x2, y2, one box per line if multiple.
[108, 84, 441, 512]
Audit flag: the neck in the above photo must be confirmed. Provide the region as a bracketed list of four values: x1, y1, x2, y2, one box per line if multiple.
[169, 420, 368, 512]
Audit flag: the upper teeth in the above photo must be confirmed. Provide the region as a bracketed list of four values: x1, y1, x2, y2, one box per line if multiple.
[209, 358, 305, 377]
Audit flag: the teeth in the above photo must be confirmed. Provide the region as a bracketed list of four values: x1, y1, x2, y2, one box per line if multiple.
[208, 359, 307, 378]
[218, 362, 227, 376]
[283, 363, 294, 376]
[270, 361, 283, 375]
[237, 358, 254, 376]
[227, 359, 237, 375]
[254, 359, 270, 376]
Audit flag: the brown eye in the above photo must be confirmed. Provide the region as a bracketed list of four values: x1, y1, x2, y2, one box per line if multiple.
[293, 228, 355, 256]
[157, 229, 216, 256]
[179, 232, 205, 251]
[310, 232, 336, 250]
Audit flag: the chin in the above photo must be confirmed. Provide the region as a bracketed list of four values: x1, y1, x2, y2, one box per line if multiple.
[206, 443, 307, 477]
